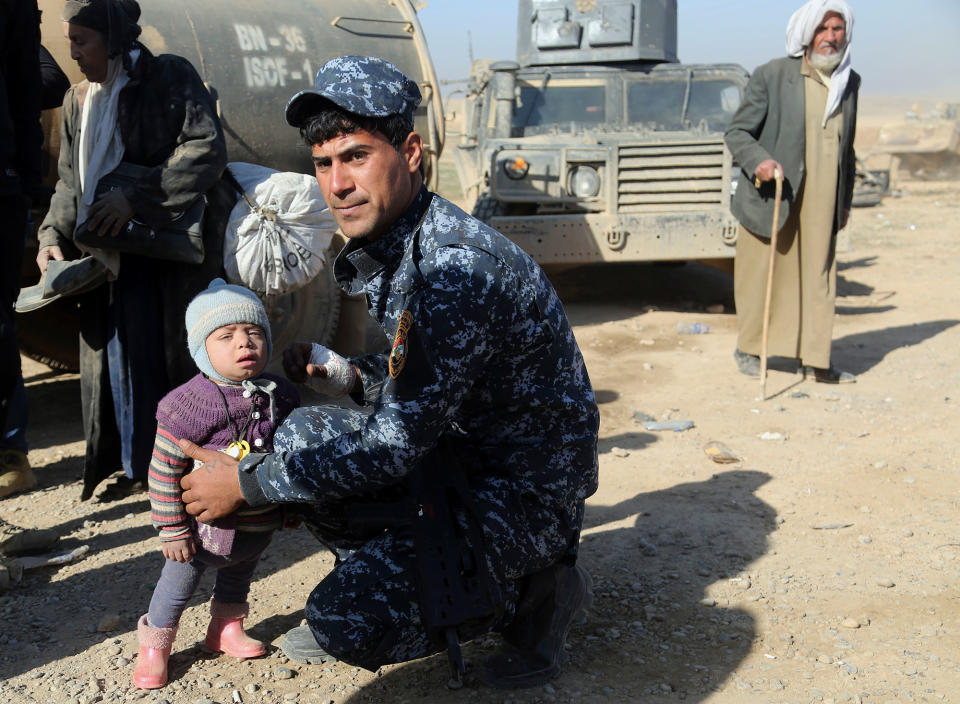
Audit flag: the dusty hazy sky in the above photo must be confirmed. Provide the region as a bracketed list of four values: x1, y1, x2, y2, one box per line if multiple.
[418, 0, 960, 99]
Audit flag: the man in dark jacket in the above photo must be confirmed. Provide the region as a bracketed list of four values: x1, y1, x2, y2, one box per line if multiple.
[725, 0, 859, 384]
[178, 56, 599, 689]
[37, 0, 227, 500]
[0, 0, 43, 498]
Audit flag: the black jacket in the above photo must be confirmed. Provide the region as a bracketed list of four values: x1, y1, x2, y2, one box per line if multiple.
[0, 0, 42, 196]
[38, 43, 227, 247]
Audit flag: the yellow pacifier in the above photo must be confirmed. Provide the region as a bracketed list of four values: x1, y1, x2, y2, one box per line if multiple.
[225, 440, 251, 459]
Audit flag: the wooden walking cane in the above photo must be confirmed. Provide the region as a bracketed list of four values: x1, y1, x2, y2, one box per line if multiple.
[760, 169, 783, 400]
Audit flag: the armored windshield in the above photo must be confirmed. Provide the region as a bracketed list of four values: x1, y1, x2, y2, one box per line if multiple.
[627, 77, 742, 132]
[512, 82, 607, 131]
[507, 75, 741, 134]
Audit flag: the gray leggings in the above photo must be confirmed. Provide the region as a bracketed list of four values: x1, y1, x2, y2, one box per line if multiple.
[147, 530, 273, 628]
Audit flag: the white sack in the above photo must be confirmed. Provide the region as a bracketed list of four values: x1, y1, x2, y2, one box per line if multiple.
[224, 162, 338, 297]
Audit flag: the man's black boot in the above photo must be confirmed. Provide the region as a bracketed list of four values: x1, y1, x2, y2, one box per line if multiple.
[803, 365, 856, 384]
[477, 562, 592, 689]
[278, 624, 337, 665]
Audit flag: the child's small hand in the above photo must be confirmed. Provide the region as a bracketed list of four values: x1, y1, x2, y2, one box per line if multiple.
[162, 537, 196, 563]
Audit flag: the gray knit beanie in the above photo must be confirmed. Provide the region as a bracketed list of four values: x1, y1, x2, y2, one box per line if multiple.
[186, 278, 272, 383]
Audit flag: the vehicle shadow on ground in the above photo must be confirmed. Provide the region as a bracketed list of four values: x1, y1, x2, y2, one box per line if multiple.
[552, 262, 735, 327]
[341, 469, 774, 702]
[832, 319, 960, 375]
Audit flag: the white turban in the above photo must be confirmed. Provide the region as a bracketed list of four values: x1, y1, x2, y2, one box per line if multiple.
[785, 0, 854, 126]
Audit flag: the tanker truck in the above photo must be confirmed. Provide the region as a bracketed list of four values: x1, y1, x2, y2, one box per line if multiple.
[453, 0, 749, 268]
[22, 0, 444, 371]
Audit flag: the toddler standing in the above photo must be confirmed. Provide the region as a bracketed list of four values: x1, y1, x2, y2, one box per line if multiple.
[134, 278, 300, 689]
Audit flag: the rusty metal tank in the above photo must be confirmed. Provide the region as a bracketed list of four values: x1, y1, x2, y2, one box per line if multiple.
[24, 0, 444, 371]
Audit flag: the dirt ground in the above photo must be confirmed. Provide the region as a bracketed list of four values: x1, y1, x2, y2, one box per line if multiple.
[2, 96, 959, 704]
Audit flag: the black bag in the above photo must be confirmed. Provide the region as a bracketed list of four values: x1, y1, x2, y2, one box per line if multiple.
[74, 162, 206, 264]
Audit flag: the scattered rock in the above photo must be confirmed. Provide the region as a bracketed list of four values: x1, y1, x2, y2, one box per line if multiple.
[841, 617, 861, 629]
[274, 667, 295, 680]
[811, 522, 853, 530]
[876, 578, 896, 588]
[610, 447, 630, 457]
[759, 431, 787, 441]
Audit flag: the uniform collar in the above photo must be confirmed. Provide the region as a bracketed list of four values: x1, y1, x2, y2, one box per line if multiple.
[334, 186, 431, 293]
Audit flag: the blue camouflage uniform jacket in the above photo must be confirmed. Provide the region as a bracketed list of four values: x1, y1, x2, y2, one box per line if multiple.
[239, 188, 599, 550]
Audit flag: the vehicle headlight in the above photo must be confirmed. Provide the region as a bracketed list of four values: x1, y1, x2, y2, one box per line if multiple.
[502, 156, 529, 180]
[569, 165, 601, 198]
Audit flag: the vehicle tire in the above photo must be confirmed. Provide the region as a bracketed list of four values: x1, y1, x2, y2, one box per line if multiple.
[471, 192, 505, 223]
[264, 247, 341, 373]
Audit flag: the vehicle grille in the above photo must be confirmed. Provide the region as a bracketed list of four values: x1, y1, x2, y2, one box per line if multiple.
[618, 140, 728, 213]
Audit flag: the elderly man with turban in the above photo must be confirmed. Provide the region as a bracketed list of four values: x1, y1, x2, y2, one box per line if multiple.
[726, 0, 859, 383]
[35, 0, 228, 499]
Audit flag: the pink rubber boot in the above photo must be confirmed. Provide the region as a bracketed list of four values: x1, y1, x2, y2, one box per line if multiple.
[132, 614, 177, 689]
[204, 600, 266, 658]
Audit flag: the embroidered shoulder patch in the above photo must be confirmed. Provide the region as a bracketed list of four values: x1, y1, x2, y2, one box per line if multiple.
[389, 310, 413, 379]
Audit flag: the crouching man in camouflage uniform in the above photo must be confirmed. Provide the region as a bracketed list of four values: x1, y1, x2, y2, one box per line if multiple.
[178, 56, 599, 688]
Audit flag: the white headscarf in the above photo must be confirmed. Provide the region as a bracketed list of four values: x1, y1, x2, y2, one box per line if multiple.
[785, 0, 854, 127]
[76, 49, 139, 275]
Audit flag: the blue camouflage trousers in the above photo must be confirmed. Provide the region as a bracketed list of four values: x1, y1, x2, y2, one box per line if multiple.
[272, 405, 581, 671]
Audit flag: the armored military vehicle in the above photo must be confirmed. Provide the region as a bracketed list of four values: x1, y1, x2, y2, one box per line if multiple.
[870, 102, 960, 179]
[23, 0, 444, 371]
[452, 0, 749, 267]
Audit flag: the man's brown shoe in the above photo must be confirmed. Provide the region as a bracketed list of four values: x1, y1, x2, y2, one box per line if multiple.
[0, 450, 36, 499]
